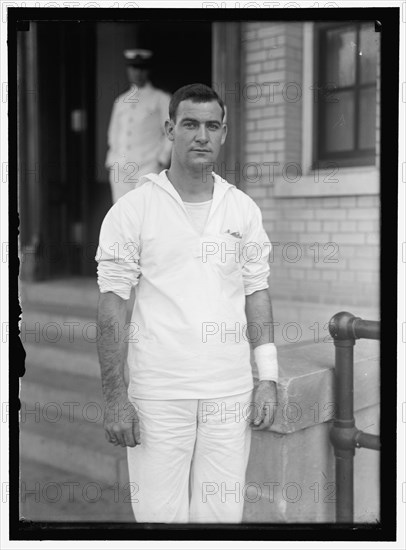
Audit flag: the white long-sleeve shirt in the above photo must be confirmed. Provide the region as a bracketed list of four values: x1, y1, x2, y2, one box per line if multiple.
[105, 83, 172, 171]
[96, 171, 271, 399]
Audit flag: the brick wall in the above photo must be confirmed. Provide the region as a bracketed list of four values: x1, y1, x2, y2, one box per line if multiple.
[242, 22, 380, 311]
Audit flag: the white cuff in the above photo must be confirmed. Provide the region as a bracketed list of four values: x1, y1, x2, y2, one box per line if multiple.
[254, 343, 278, 382]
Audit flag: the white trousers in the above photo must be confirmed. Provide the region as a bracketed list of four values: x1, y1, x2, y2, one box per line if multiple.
[108, 161, 159, 203]
[126, 390, 253, 523]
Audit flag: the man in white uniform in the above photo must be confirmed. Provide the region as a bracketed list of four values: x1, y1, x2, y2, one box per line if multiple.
[96, 84, 279, 523]
[105, 49, 172, 203]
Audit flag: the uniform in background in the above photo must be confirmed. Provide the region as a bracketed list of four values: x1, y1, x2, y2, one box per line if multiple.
[105, 49, 172, 203]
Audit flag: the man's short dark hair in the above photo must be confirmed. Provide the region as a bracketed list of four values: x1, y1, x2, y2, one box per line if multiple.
[169, 83, 225, 123]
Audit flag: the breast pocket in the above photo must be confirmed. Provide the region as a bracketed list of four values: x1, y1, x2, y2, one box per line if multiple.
[201, 233, 243, 278]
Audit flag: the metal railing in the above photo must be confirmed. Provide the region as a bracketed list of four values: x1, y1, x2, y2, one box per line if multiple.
[328, 311, 380, 523]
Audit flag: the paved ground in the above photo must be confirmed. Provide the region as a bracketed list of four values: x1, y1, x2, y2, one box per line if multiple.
[20, 459, 134, 523]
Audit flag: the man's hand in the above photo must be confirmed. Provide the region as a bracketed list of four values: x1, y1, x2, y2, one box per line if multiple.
[103, 396, 141, 447]
[251, 380, 278, 430]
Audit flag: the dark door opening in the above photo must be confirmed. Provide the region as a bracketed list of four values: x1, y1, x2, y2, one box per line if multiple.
[19, 20, 212, 280]
[19, 21, 95, 281]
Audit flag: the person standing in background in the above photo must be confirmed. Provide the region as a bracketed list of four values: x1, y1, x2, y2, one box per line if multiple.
[105, 49, 172, 203]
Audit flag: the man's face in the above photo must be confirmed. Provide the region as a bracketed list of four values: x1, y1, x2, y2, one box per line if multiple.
[165, 100, 227, 174]
[126, 66, 149, 87]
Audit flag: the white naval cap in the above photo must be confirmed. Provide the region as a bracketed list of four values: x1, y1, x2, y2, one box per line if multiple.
[124, 49, 153, 68]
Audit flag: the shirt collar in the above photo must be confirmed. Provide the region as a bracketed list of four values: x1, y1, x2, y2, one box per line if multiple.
[142, 170, 235, 213]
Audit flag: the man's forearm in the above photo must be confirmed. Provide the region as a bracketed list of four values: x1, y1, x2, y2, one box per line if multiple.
[246, 289, 278, 428]
[245, 288, 275, 348]
[97, 292, 128, 405]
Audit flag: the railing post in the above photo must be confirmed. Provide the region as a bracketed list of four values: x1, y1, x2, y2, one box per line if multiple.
[333, 338, 356, 523]
[329, 312, 358, 523]
[328, 311, 380, 523]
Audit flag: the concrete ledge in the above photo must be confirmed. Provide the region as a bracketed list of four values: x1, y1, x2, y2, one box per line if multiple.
[254, 338, 379, 434]
[244, 422, 335, 523]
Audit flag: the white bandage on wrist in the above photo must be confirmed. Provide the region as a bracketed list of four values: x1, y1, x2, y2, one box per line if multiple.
[254, 343, 278, 382]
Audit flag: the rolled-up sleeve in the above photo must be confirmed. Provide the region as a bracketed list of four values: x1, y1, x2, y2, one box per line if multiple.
[96, 201, 141, 300]
[241, 202, 271, 296]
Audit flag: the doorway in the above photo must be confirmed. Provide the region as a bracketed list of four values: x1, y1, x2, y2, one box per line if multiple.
[18, 21, 95, 280]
